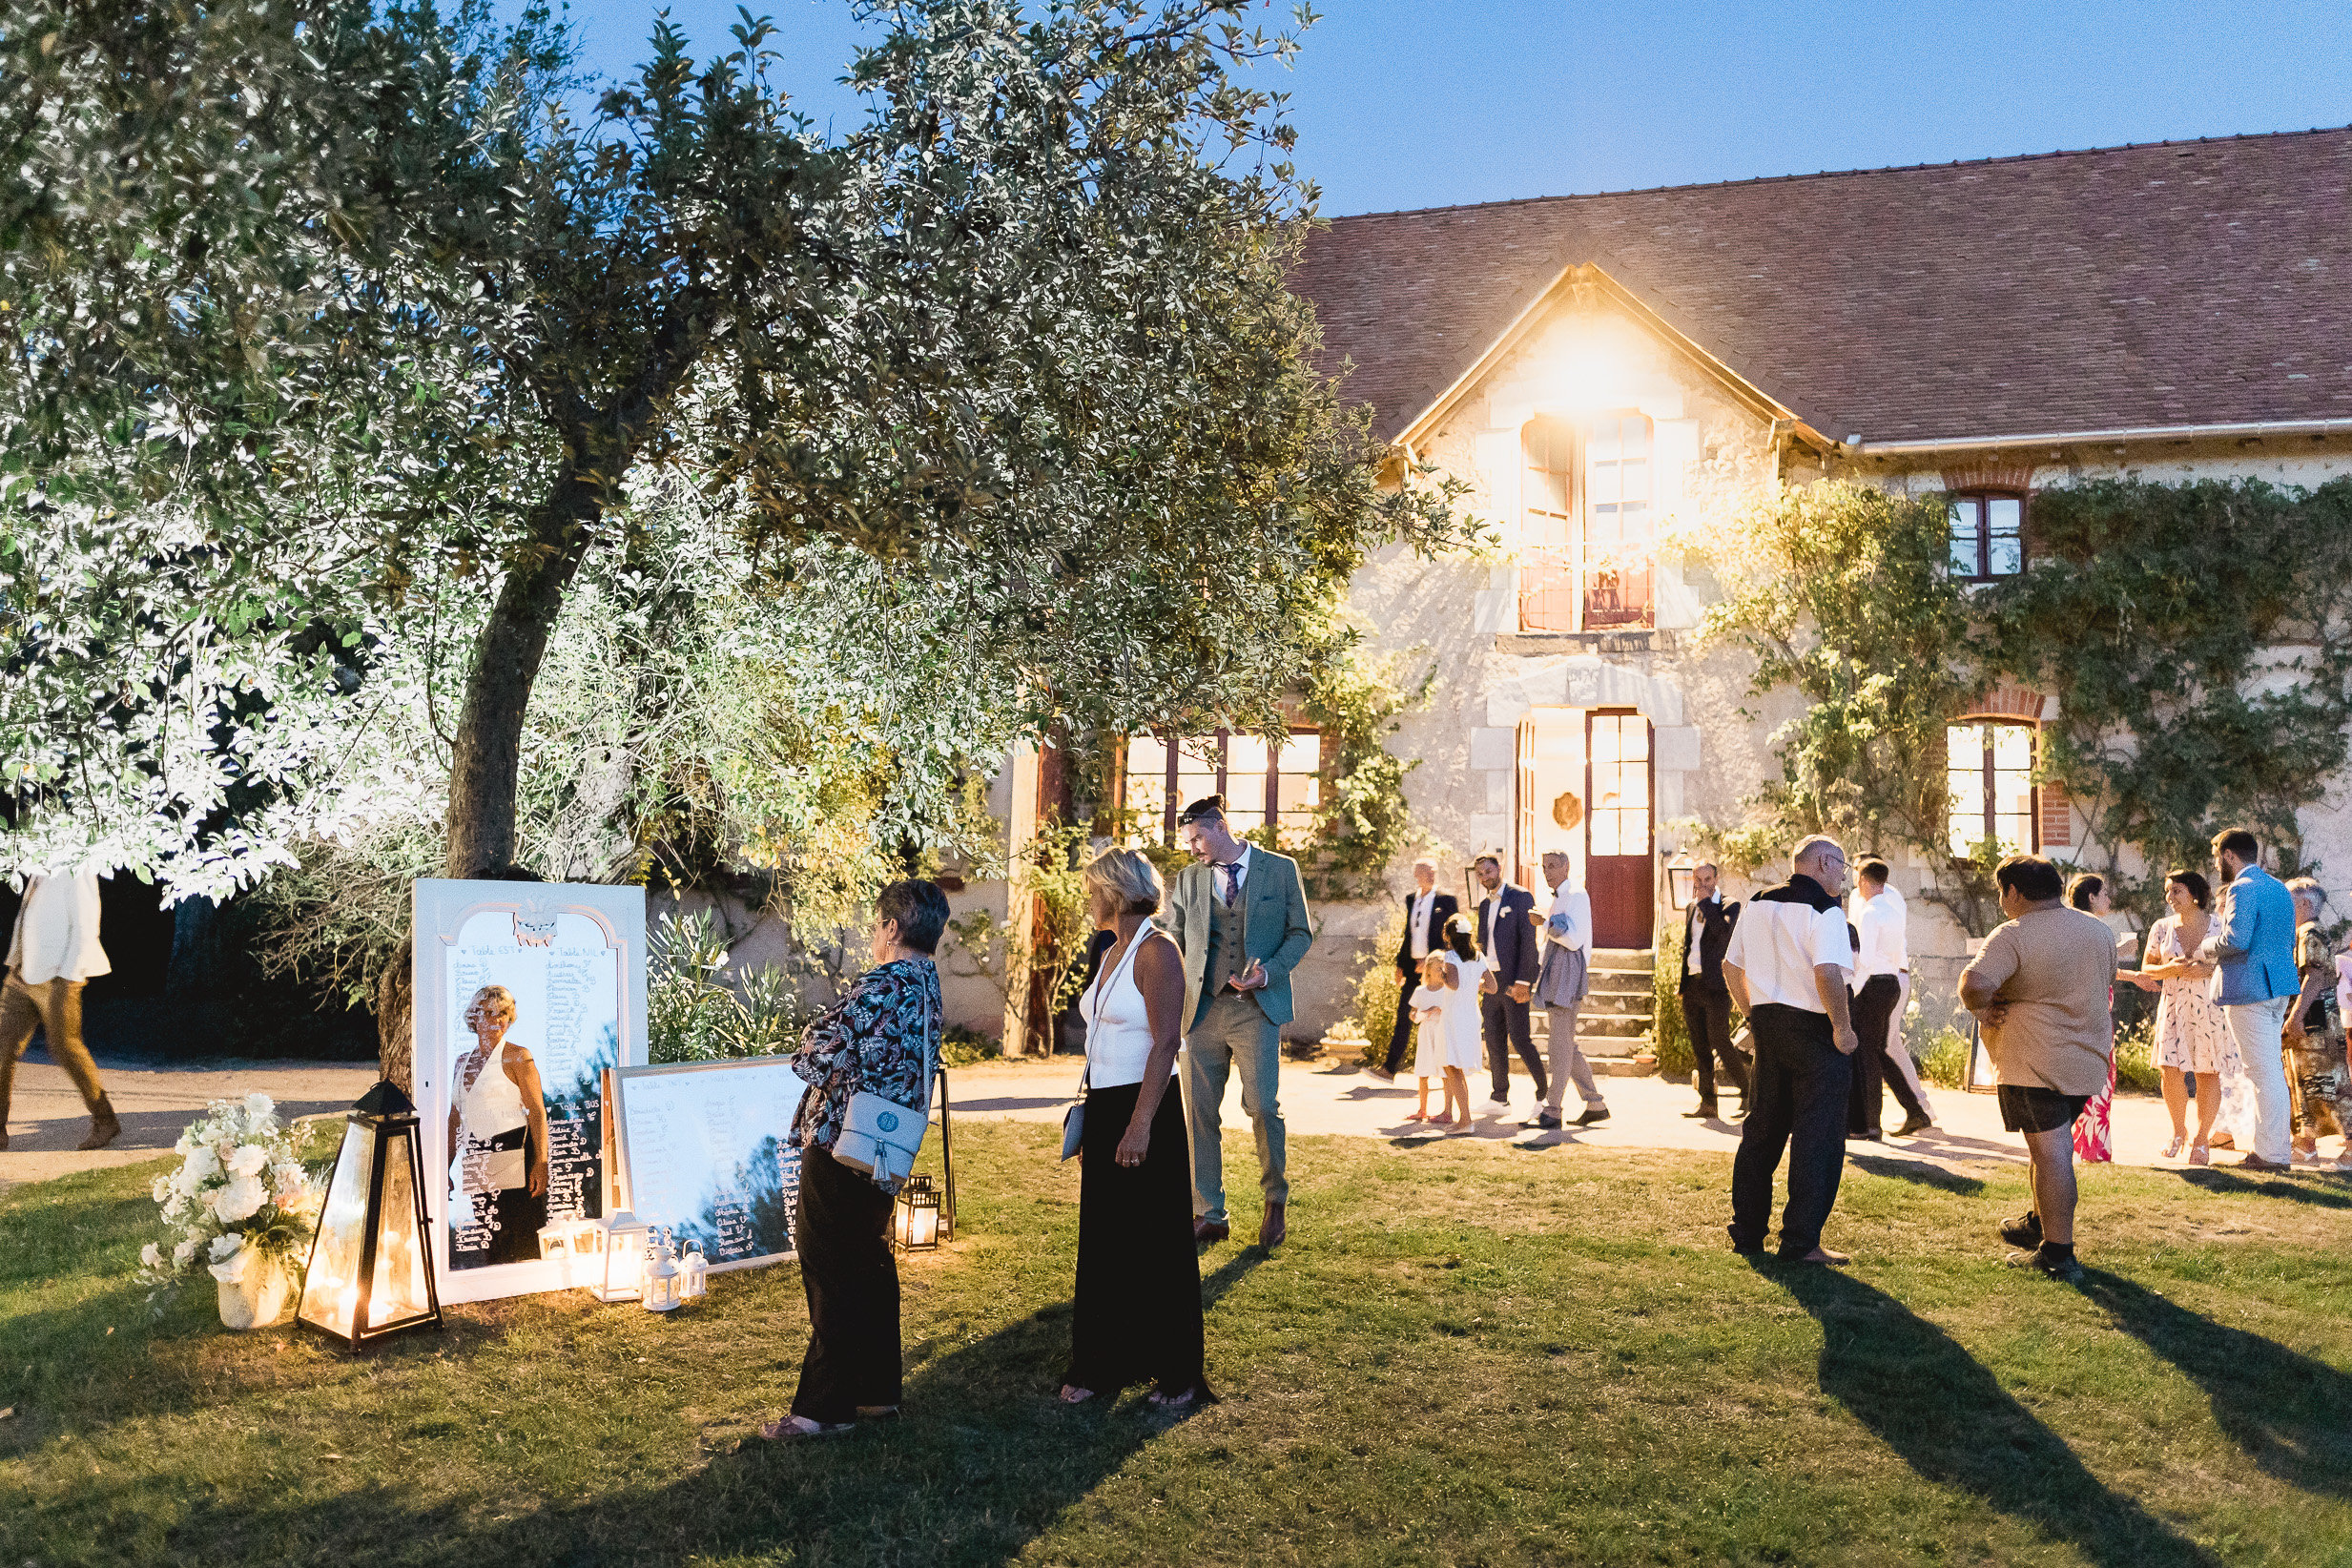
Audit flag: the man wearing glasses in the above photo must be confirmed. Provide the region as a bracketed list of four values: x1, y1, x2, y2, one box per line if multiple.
[1721, 836, 1860, 1265]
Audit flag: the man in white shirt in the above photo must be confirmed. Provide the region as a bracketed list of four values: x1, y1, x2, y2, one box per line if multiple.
[1, 871, 121, 1150]
[1372, 859, 1458, 1083]
[1722, 836, 1858, 1265]
[1849, 859, 1933, 1139]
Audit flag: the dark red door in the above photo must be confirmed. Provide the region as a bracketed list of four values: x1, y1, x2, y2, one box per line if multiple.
[1585, 710, 1653, 949]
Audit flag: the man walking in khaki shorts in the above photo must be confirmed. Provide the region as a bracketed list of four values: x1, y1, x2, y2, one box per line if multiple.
[1, 871, 121, 1151]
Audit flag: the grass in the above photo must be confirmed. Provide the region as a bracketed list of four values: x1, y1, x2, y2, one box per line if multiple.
[5, 1125, 2352, 1566]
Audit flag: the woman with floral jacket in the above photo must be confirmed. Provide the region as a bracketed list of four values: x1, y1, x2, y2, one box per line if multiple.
[760, 878, 947, 1441]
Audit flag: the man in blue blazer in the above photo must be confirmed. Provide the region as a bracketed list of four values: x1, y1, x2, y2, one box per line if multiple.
[1473, 853, 1545, 1115]
[2198, 827, 2301, 1169]
[1165, 794, 1316, 1247]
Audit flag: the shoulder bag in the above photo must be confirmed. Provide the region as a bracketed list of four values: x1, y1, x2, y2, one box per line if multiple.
[831, 990, 941, 1191]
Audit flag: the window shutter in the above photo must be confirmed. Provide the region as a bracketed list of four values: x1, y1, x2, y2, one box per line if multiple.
[2039, 779, 2072, 849]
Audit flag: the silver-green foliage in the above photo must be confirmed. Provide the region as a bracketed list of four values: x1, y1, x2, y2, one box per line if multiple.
[646, 908, 815, 1064]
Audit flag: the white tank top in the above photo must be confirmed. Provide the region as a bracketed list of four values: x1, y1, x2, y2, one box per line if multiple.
[1083, 926, 1176, 1089]
[459, 1045, 528, 1141]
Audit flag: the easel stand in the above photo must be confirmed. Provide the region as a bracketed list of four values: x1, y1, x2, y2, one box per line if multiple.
[933, 1066, 957, 1242]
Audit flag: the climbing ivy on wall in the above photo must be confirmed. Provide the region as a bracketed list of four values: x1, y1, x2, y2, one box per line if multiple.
[1973, 478, 2352, 892]
[1697, 474, 2352, 931]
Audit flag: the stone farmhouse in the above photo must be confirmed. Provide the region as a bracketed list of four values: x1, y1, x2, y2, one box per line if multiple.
[952, 127, 2352, 1057]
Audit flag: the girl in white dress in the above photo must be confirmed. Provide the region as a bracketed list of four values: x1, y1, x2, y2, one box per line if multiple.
[1408, 952, 1462, 1125]
[2123, 869, 2245, 1163]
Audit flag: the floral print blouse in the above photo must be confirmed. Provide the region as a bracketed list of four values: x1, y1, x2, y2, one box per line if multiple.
[788, 957, 943, 1154]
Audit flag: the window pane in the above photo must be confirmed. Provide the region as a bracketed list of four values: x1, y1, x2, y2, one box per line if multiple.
[1949, 499, 1981, 576]
[1987, 532, 2023, 577]
[1619, 460, 1649, 502]
[1947, 723, 1988, 854]
[1223, 767, 1267, 826]
[1226, 734, 1269, 777]
[1173, 735, 1219, 815]
[1991, 725, 2033, 769]
[1124, 734, 1169, 842]
[1278, 733, 1320, 775]
[1519, 549, 1577, 630]
[1988, 497, 2022, 535]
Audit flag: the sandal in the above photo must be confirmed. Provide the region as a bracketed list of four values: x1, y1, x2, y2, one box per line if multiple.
[2161, 1135, 2185, 1160]
[1147, 1388, 1199, 1409]
[2187, 1143, 2211, 1166]
[756, 1415, 854, 1441]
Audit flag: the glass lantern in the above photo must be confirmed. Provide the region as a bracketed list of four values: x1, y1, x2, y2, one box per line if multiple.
[1665, 849, 1697, 912]
[641, 1228, 683, 1312]
[893, 1173, 942, 1252]
[297, 1080, 444, 1351]
[588, 1210, 651, 1302]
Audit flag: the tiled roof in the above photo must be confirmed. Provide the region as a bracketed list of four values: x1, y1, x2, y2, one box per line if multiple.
[1290, 129, 2352, 447]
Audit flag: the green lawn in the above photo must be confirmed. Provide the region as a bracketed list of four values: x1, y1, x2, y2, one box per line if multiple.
[5, 1124, 2350, 1567]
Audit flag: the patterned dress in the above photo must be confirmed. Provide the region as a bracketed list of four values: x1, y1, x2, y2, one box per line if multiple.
[2144, 915, 2253, 1142]
[787, 957, 942, 1168]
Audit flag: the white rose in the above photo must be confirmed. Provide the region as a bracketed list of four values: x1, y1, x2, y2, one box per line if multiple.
[208, 1232, 245, 1263]
[140, 1242, 163, 1269]
[271, 1162, 308, 1205]
[213, 1174, 266, 1224]
[174, 1131, 196, 1156]
[206, 1248, 251, 1284]
[150, 1174, 173, 1204]
[243, 1091, 275, 1122]
[184, 1145, 221, 1183]
[172, 1237, 199, 1268]
[228, 1144, 268, 1177]
[161, 1196, 189, 1225]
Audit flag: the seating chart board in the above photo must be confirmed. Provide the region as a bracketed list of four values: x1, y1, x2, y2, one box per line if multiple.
[612, 1057, 805, 1271]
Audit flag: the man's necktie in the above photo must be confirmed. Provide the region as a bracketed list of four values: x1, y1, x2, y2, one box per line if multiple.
[1216, 861, 1240, 908]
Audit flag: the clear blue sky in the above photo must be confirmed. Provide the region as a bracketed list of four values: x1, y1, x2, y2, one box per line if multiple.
[542, 0, 2352, 216]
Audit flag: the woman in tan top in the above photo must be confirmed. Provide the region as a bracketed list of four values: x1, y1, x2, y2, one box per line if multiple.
[1959, 856, 2116, 1284]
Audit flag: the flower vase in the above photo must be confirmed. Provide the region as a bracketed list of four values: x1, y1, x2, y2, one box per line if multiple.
[216, 1257, 290, 1331]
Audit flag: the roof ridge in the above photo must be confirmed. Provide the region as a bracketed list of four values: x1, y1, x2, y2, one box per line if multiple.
[1323, 124, 2352, 223]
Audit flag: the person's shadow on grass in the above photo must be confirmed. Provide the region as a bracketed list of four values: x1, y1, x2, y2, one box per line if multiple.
[2078, 1269, 2352, 1499]
[1767, 1263, 2218, 1568]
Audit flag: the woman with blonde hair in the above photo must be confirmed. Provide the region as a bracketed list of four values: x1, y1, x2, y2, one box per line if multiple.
[448, 984, 549, 1268]
[1061, 847, 1211, 1408]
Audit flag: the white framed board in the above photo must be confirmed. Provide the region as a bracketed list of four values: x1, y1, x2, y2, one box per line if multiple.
[612, 1057, 807, 1271]
[413, 879, 648, 1305]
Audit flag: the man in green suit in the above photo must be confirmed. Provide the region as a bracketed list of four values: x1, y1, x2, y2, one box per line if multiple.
[1165, 794, 1315, 1248]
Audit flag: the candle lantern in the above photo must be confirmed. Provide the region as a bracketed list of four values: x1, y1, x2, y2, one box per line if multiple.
[641, 1228, 684, 1312]
[893, 1173, 942, 1252]
[588, 1210, 651, 1302]
[679, 1240, 709, 1302]
[1665, 850, 1697, 913]
[297, 1080, 444, 1351]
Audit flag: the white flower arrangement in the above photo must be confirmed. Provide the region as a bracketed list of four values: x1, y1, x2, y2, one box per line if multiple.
[135, 1093, 323, 1298]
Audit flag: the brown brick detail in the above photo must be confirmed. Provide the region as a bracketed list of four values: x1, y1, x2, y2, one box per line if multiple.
[1956, 684, 2048, 722]
[2040, 779, 2072, 849]
[1940, 461, 2036, 493]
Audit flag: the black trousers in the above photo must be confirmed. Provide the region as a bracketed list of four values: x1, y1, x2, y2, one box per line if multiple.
[1066, 1080, 1212, 1399]
[791, 1145, 902, 1423]
[1730, 1004, 1852, 1258]
[1847, 974, 1925, 1133]
[1482, 991, 1545, 1102]
[1680, 984, 1747, 1107]
[1381, 970, 1423, 1074]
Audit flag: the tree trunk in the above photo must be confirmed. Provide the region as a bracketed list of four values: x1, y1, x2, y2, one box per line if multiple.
[443, 466, 609, 879]
[378, 937, 414, 1094]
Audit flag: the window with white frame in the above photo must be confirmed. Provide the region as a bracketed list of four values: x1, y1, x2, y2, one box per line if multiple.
[1518, 411, 1657, 631]
[1946, 721, 2036, 856]
[1124, 730, 1322, 847]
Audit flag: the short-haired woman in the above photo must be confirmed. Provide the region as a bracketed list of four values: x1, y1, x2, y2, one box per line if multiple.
[448, 984, 549, 1268]
[760, 878, 949, 1441]
[1061, 848, 1212, 1409]
[2125, 869, 2244, 1163]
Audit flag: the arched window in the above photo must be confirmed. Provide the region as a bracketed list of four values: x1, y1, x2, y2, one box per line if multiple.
[1518, 411, 1655, 632]
[1946, 721, 2036, 856]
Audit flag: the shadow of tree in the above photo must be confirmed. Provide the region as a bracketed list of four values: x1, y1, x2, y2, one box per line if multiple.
[49, 1250, 1269, 1567]
[2078, 1269, 2352, 1499]
[2177, 1169, 2351, 1208]
[1769, 1263, 2218, 1568]
[1845, 1154, 1989, 1196]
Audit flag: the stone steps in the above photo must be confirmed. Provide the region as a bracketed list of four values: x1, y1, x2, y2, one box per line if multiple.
[1531, 945, 1660, 1075]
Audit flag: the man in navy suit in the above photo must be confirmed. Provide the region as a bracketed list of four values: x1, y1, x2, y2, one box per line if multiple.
[1371, 857, 1457, 1083]
[1474, 853, 1545, 1115]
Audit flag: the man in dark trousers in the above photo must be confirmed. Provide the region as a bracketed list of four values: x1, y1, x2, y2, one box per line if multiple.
[1677, 861, 1747, 1121]
[1723, 835, 1859, 1266]
[1473, 853, 1544, 1117]
[1371, 857, 1456, 1083]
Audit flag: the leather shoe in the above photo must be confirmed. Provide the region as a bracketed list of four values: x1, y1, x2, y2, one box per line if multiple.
[1893, 1112, 1932, 1137]
[2239, 1155, 2295, 1172]
[1193, 1218, 1229, 1245]
[1573, 1105, 1610, 1126]
[1998, 1211, 2043, 1248]
[1532, 1111, 1562, 1130]
[1366, 1067, 1397, 1083]
[1682, 1104, 1719, 1120]
[1257, 1202, 1287, 1248]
